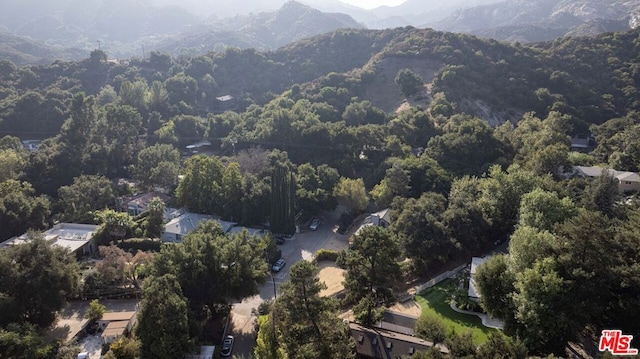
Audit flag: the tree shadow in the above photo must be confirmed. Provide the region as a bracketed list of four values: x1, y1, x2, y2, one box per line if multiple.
[258, 278, 280, 301]
[224, 312, 256, 358]
[61, 300, 90, 318]
[45, 324, 71, 343]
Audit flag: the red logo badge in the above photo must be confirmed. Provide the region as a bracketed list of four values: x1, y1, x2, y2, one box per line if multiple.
[599, 330, 638, 356]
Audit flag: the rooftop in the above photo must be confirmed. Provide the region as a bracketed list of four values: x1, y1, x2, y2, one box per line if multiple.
[574, 166, 640, 182]
[186, 140, 212, 149]
[164, 212, 236, 236]
[101, 320, 128, 339]
[0, 223, 98, 253]
[128, 192, 171, 209]
[100, 311, 136, 322]
[468, 256, 490, 298]
[377, 310, 418, 336]
[349, 322, 448, 358]
[216, 95, 234, 102]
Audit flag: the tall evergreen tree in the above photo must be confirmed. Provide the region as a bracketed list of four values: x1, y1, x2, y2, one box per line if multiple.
[270, 167, 296, 234]
[136, 274, 192, 359]
[273, 260, 355, 359]
[339, 226, 401, 326]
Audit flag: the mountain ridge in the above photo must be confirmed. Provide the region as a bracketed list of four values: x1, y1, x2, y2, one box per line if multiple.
[431, 0, 640, 42]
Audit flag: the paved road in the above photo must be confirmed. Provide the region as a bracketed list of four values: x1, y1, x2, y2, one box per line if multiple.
[228, 208, 350, 358]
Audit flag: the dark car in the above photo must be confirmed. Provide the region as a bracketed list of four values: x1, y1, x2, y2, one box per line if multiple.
[221, 335, 234, 357]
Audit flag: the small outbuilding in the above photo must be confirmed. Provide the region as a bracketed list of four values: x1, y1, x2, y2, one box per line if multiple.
[98, 311, 137, 345]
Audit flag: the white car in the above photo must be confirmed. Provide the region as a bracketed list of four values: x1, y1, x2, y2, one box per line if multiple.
[272, 259, 286, 272]
[221, 335, 234, 357]
[309, 218, 320, 231]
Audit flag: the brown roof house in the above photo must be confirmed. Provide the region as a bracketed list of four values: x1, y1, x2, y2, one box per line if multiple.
[125, 191, 172, 216]
[99, 311, 137, 345]
[349, 322, 448, 358]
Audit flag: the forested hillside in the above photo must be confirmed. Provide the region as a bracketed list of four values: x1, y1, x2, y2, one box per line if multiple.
[1, 26, 640, 357]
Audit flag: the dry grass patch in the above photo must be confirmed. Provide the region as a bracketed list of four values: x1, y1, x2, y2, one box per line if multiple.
[317, 262, 345, 298]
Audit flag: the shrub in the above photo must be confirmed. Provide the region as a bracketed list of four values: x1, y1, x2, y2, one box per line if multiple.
[452, 288, 483, 313]
[116, 238, 162, 253]
[415, 312, 447, 344]
[314, 248, 340, 262]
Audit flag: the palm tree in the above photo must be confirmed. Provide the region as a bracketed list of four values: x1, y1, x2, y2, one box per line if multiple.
[96, 209, 134, 240]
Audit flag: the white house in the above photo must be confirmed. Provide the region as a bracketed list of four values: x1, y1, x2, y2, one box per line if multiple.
[0, 223, 98, 257]
[161, 212, 236, 242]
[468, 256, 491, 299]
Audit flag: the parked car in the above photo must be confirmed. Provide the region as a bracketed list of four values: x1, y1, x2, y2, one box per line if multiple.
[272, 259, 286, 272]
[221, 335, 234, 357]
[309, 218, 320, 231]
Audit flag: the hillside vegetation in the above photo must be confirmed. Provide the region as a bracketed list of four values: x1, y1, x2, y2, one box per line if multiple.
[0, 26, 640, 357]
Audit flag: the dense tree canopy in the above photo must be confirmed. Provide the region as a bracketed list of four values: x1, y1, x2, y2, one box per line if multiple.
[1, 24, 640, 356]
[136, 274, 192, 359]
[57, 174, 116, 223]
[0, 233, 80, 328]
[0, 180, 50, 241]
[151, 221, 268, 316]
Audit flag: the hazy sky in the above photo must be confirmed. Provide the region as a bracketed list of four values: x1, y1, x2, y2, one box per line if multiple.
[339, 0, 406, 9]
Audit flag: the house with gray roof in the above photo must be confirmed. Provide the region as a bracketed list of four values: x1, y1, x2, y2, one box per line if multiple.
[572, 166, 640, 192]
[161, 212, 236, 242]
[349, 322, 448, 358]
[352, 208, 392, 245]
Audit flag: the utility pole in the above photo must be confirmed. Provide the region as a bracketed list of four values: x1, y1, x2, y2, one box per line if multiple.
[272, 273, 277, 299]
[97, 40, 101, 50]
[141, 44, 145, 59]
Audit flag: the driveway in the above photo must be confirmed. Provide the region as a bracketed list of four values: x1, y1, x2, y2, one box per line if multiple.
[227, 207, 351, 358]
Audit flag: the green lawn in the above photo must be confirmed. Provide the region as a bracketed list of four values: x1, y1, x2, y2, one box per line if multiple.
[414, 278, 498, 344]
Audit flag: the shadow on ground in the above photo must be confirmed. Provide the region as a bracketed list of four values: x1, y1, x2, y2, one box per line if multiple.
[226, 312, 257, 358]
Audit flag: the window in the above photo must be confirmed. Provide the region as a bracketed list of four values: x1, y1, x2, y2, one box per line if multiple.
[386, 341, 392, 349]
[372, 338, 377, 345]
[409, 346, 415, 354]
[358, 335, 364, 344]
